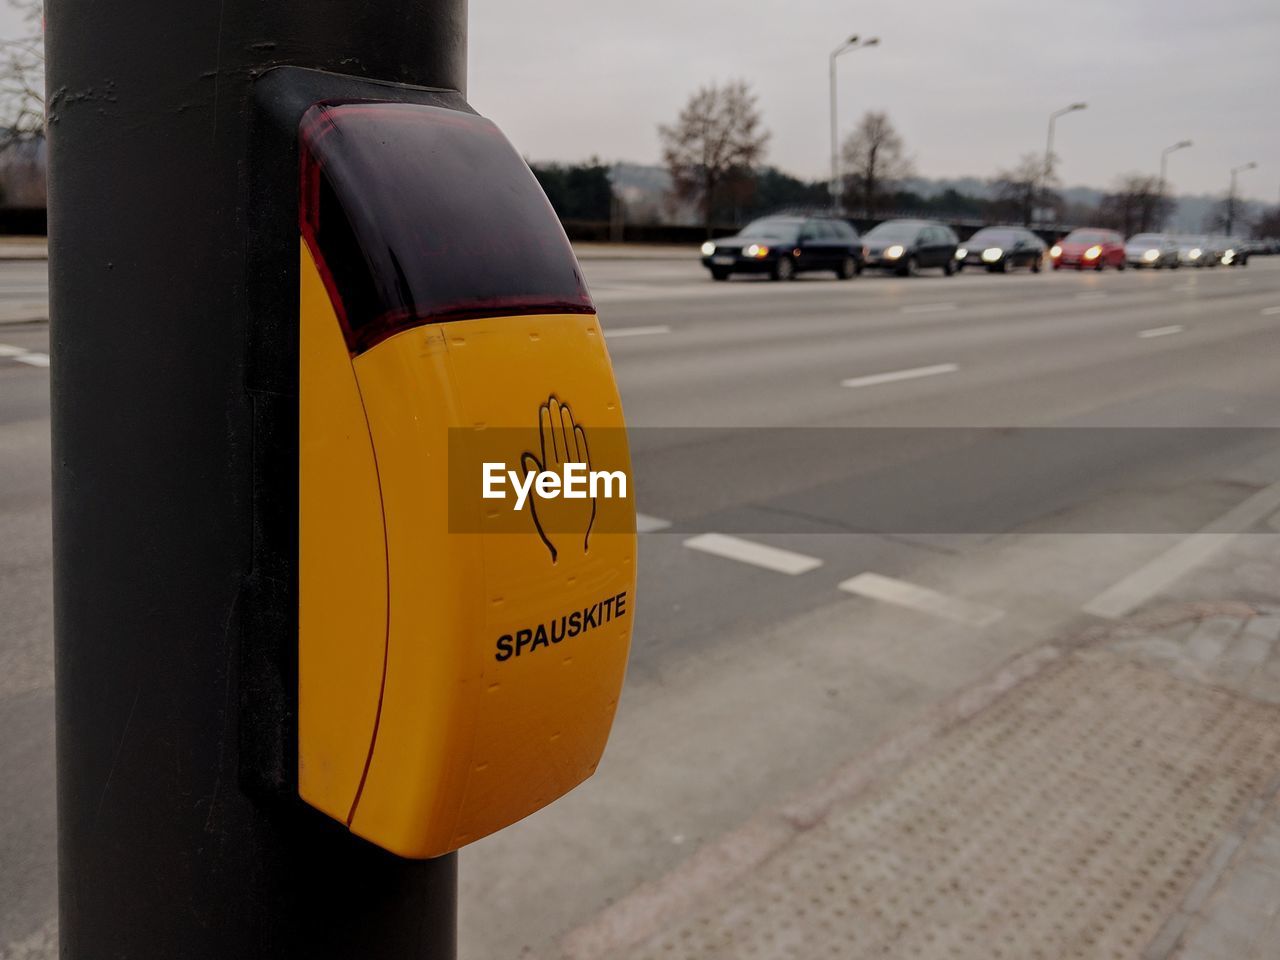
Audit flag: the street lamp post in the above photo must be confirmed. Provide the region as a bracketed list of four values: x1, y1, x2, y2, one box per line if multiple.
[1227, 161, 1258, 235]
[1158, 140, 1192, 230]
[1040, 102, 1087, 225]
[829, 34, 879, 215]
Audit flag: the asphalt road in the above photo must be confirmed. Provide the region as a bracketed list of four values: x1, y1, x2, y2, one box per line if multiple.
[5, 254, 1280, 953]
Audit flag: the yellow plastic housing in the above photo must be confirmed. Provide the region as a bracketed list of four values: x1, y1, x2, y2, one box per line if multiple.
[297, 242, 636, 858]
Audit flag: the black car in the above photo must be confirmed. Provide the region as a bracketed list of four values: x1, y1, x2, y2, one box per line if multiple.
[700, 216, 864, 281]
[957, 226, 1047, 273]
[862, 219, 960, 276]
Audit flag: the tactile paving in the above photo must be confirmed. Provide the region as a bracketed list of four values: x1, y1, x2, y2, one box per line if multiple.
[620, 653, 1280, 960]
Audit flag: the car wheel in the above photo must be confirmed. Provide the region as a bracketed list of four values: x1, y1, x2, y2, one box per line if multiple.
[710, 267, 730, 281]
[943, 258, 956, 276]
[1031, 255, 1042, 273]
[836, 256, 857, 280]
[899, 255, 918, 277]
[1117, 258, 1126, 271]
[771, 256, 795, 282]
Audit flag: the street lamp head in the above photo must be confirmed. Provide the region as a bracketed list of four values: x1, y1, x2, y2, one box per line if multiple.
[1069, 102, 1088, 112]
[1177, 139, 1192, 149]
[845, 33, 859, 44]
[862, 37, 881, 47]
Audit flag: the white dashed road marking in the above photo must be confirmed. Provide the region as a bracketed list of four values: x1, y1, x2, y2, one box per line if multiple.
[1083, 479, 1280, 619]
[1261, 306, 1280, 316]
[683, 534, 822, 575]
[1138, 325, 1184, 339]
[636, 513, 672, 533]
[838, 572, 1005, 627]
[607, 325, 671, 339]
[0, 343, 48, 367]
[841, 363, 958, 389]
[900, 302, 956, 315]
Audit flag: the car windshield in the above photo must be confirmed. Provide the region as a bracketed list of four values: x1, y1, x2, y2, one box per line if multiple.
[739, 218, 802, 241]
[865, 222, 921, 242]
[1065, 231, 1108, 245]
[969, 229, 1018, 246]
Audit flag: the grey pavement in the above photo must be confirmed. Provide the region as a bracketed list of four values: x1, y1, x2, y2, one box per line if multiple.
[5, 257, 1280, 956]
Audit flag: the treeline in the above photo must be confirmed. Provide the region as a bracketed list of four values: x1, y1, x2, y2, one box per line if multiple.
[529, 158, 1108, 233]
[531, 79, 1278, 240]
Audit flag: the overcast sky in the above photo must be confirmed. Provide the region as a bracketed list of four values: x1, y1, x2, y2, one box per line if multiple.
[6, 3, 1275, 201]
[471, 0, 1280, 201]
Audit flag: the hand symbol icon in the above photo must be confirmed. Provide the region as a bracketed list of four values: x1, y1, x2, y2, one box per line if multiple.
[521, 396, 596, 563]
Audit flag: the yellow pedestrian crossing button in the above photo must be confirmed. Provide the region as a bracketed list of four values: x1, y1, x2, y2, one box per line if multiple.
[295, 100, 636, 858]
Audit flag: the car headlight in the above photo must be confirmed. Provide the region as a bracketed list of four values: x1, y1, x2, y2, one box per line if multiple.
[981, 247, 1002, 263]
[1189, 248, 1201, 259]
[1224, 248, 1235, 258]
[885, 244, 904, 260]
[744, 244, 770, 259]
[956, 247, 968, 259]
[1050, 245, 1062, 258]
[1143, 249, 1159, 262]
[701, 241, 716, 257]
[1084, 245, 1102, 260]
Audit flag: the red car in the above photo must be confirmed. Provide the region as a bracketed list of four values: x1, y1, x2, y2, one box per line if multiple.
[1050, 228, 1126, 271]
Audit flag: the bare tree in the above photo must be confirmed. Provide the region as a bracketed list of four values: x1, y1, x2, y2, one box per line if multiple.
[840, 111, 912, 217]
[992, 153, 1054, 226]
[659, 80, 769, 235]
[0, 1, 44, 150]
[1096, 174, 1172, 236]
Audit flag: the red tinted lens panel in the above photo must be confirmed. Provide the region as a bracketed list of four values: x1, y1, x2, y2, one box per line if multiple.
[299, 102, 594, 355]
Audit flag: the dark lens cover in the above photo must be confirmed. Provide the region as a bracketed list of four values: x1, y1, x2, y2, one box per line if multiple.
[300, 102, 594, 355]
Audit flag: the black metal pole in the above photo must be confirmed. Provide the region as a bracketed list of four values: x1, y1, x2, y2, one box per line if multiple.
[48, 2, 466, 957]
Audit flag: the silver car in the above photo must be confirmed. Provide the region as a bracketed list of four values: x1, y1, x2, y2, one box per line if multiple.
[1125, 233, 1180, 268]
[1174, 235, 1211, 268]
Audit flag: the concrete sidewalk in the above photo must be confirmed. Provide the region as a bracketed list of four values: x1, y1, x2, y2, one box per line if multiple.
[558, 603, 1280, 960]
[0, 238, 47, 261]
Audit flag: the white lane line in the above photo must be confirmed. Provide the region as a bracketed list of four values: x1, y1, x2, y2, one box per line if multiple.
[1076, 292, 1108, 301]
[839, 572, 1005, 627]
[14, 352, 49, 367]
[636, 513, 672, 533]
[1138, 325, 1184, 339]
[900, 302, 956, 315]
[1261, 306, 1280, 316]
[841, 363, 958, 390]
[606, 324, 671, 339]
[1083, 479, 1280, 619]
[683, 533, 822, 575]
[0, 343, 28, 357]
